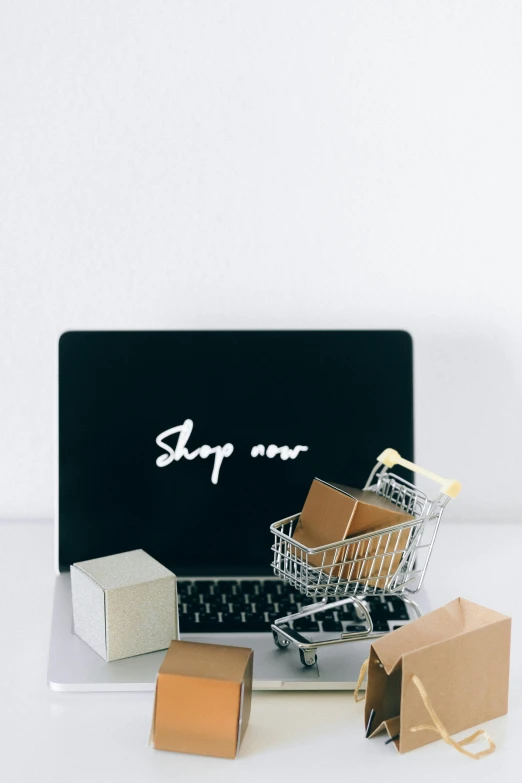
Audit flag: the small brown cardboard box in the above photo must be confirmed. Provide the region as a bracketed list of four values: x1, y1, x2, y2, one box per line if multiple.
[150, 640, 253, 759]
[292, 479, 413, 583]
[365, 598, 511, 754]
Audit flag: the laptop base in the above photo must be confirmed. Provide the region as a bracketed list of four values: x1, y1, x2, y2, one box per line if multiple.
[48, 574, 428, 691]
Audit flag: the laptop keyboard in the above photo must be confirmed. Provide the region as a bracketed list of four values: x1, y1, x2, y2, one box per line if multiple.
[177, 579, 411, 634]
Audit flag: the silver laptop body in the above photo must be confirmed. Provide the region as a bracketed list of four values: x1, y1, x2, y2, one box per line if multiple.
[48, 574, 427, 691]
[49, 330, 421, 691]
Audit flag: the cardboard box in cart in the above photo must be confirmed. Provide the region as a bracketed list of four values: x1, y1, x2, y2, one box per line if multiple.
[292, 479, 413, 586]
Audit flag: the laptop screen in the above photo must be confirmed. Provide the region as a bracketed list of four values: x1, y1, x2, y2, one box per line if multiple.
[58, 330, 413, 575]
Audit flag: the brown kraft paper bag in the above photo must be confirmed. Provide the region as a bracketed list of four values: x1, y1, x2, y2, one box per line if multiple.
[356, 597, 511, 758]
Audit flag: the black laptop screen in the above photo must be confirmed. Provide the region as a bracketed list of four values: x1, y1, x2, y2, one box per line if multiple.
[58, 330, 413, 575]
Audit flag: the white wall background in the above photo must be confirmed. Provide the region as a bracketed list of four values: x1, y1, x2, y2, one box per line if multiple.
[1, 1, 521, 521]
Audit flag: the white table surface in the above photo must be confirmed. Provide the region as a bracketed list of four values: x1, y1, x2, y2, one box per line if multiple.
[0, 520, 519, 782]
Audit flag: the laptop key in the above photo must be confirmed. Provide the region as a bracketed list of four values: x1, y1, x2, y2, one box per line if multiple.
[387, 596, 407, 609]
[181, 611, 225, 633]
[184, 595, 204, 609]
[205, 593, 227, 609]
[242, 620, 271, 632]
[243, 612, 270, 631]
[194, 581, 215, 594]
[319, 611, 337, 622]
[177, 581, 193, 595]
[363, 597, 387, 615]
[280, 605, 299, 617]
[253, 602, 273, 614]
[238, 623, 269, 632]
[216, 580, 239, 592]
[340, 603, 360, 621]
[371, 619, 390, 633]
[239, 580, 262, 595]
[293, 619, 320, 632]
[199, 611, 220, 623]
[278, 582, 298, 594]
[179, 612, 200, 632]
[322, 620, 343, 632]
[220, 610, 244, 621]
[219, 616, 248, 631]
[386, 601, 409, 620]
[226, 600, 247, 613]
[190, 622, 222, 634]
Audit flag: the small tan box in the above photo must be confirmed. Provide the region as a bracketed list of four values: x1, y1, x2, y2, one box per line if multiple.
[150, 640, 253, 759]
[292, 479, 413, 583]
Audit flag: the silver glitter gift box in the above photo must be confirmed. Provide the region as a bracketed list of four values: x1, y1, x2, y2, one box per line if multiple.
[71, 549, 179, 662]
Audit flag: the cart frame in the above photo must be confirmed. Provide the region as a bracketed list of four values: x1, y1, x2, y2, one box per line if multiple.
[270, 448, 460, 666]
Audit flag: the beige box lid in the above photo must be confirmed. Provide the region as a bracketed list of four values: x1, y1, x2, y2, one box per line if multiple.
[73, 548, 174, 590]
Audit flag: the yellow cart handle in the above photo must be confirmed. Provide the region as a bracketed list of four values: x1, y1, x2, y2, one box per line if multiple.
[377, 448, 461, 498]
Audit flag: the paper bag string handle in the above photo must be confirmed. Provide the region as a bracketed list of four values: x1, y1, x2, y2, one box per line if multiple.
[354, 657, 369, 703]
[354, 662, 496, 760]
[377, 448, 461, 498]
[410, 674, 496, 760]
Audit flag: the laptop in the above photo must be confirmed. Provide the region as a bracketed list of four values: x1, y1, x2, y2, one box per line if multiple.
[48, 329, 423, 691]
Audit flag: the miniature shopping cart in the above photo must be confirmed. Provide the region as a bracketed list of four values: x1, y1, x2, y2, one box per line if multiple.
[270, 448, 461, 667]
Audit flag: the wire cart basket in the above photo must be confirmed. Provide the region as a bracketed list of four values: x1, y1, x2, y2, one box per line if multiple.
[270, 448, 461, 667]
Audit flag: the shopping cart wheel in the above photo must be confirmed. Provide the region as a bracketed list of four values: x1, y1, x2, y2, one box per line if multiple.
[299, 649, 317, 667]
[272, 630, 290, 649]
